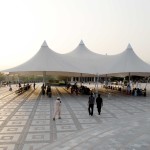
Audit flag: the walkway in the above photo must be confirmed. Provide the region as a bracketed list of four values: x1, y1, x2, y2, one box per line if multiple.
[0, 84, 150, 150]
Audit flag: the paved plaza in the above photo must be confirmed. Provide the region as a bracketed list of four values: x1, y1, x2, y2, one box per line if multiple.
[0, 84, 150, 150]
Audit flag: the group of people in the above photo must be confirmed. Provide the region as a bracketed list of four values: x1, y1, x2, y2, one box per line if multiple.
[127, 84, 146, 96]
[88, 93, 103, 116]
[41, 84, 52, 97]
[53, 93, 103, 121]
[66, 82, 91, 95]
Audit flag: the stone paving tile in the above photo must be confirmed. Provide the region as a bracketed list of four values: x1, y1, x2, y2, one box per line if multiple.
[70, 107, 86, 111]
[20, 106, 34, 108]
[56, 132, 74, 140]
[3, 106, 18, 109]
[35, 112, 50, 115]
[0, 121, 4, 125]
[81, 124, 98, 129]
[25, 133, 50, 142]
[61, 111, 70, 115]
[23, 103, 35, 106]
[0, 134, 20, 142]
[74, 114, 89, 118]
[73, 111, 88, 115]
[0, 127, 24, 133]
[61, 114, 72, 118]
[0, 112, 11, 116]
[6, 120, 27, 126]
[18, 108, 33, 112]
[10, 116, 29, 120]
[33, 115, 50, 120]
[56, 124, 77, 131]
[98, 113, 114, 118]
[14, 112, 31, 116]
[31, 120, 50, 126]
[124, 134, 150, 150]
[0, 85, 150, 150]
[78, 118, 97, 124]
[55, 119, 74, 124]
[22, 143, 49, 150]
[0, 109, 15, 112]
[0, 144, 15, 150]
[0, 116, 8, 120]
[29, 126, 50, 132]
[36, 108, 50, 112]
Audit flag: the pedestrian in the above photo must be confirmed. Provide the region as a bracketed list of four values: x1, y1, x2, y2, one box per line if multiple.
[9, 82, 12, 91]
[41, 84, 45, 95]
[19, 82, 21, 88]
[88, 93, 95, 116]
[53, 97, 62, 121]
[33, 82, 36, 89]
[96, 94, 103, 115]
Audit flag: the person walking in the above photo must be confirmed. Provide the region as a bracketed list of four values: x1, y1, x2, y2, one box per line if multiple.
[33, 82, 36, 90]
[53, 97, 62, 121]
[9, 82, 12, 91]
[88, 93, 95, 116]
[96, 94, 103, 115]
[41, 84, 45, 95]
[19, 82, 21, 88]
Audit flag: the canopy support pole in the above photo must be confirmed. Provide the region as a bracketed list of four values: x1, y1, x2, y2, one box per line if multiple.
[145, 76, 150, 89]
[17, 74, 20, 84]
[43, 71, 46, 84]
[34, 74, 36, 83]
[95, 73, 99, 97]
[105, 74, 108, 86]
[80, 73, 82, 86]
[71, 77, 73, 82]
[129, 72, 130, 83]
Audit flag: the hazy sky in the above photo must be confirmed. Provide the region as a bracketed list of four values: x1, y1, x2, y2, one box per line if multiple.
[0, 0, 150, 70]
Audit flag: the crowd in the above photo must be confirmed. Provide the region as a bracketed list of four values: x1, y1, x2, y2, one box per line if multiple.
[41, 84, 52, 97]
[66, 83, 91, 95]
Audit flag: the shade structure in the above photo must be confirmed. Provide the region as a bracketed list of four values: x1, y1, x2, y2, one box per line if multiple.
[62, 40, 107, 75]
[101, 44, 150, 77]
[1, 41, 150, 77]
[1, 41, 95, 77]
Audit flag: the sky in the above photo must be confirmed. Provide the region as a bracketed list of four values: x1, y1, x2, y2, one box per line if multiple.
[0, 0, 150, 70]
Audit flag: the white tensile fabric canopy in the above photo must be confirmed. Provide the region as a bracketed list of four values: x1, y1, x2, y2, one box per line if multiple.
[1, 40, 150, 77]
[62, 40, 107, 75]
[2, 41, 82, 76]
[2, 41, 95, 77]
[102, 44, 150, 77]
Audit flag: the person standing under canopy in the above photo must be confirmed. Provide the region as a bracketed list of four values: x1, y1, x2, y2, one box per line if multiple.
[33, 82, 36, 90]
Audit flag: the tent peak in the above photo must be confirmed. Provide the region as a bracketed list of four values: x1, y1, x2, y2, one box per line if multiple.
[41, 41, 48, 47]
[79, 40, 85, 45]
[127, 43, 133, 50]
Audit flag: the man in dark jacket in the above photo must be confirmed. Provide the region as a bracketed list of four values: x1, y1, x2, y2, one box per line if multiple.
[96, 94, 103, 115]
[88, 93, 95, 116]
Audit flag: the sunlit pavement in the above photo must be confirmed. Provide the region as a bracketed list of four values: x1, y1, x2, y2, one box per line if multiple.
[0, 84, 150, 150]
